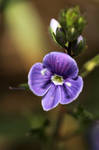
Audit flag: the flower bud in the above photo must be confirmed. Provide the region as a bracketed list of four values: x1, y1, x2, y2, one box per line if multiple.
[59, 6, 86, 41]
[50, 18, 67, 47]
[78, 16, 86, 33]
[70, 35, 86, 56]
[50, 18, 61, 35]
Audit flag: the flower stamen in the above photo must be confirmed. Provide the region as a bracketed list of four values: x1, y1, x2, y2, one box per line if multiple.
[51, 74, 63, 85]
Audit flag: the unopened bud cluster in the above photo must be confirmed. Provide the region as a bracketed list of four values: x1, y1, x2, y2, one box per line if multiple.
[50, 6, 86, 56]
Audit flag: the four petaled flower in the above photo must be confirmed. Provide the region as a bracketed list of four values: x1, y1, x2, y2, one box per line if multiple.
[28, 52, 83, 111]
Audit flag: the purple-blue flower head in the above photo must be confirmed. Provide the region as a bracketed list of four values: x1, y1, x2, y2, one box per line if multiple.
[28, 52, 83, 111]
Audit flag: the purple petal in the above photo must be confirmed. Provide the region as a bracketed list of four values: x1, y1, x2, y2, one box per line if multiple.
[41, 84, 61, 111]
[43, 52, 78, 78]
[28, 63, 52, 96]
[59, 76, 83, 104]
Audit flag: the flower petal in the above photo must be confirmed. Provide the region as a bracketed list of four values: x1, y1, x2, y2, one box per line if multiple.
[28, 63, 52, 96]
[43, 52, 78, 78]
[60, 76, 83, 104]
[41, 84, 61, 111]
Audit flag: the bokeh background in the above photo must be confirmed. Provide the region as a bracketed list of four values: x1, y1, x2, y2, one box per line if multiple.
[0, 0, 99, 149]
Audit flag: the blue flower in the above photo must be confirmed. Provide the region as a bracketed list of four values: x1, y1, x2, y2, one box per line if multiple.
[28, 52, 83, 111]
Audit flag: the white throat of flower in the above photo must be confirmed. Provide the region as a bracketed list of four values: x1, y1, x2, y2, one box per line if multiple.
[50, 18, 61, 35]
[51, 74, 63, 85]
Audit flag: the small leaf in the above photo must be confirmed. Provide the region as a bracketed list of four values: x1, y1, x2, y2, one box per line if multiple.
[19, 83, 29, 90]
[9, 83, 29, 90]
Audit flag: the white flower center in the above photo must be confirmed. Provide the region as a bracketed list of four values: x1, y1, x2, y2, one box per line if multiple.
[51, 74, 63, 85]
[65, 82, 72, 87]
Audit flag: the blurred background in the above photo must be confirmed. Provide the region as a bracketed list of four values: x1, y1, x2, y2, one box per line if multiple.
[0, 0, 99, 149]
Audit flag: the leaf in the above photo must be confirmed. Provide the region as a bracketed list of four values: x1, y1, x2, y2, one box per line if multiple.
[19, 83, 29, 90]
[9, 83, 29, 90]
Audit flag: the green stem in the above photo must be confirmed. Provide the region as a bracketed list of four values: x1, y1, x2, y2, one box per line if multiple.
[80, 54, 99, 78]
[49, 106, 66, 149]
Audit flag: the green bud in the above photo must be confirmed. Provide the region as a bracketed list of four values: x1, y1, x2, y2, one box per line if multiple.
[59, 6, 86, 42]
[77, 16, 86, 33]
[70, 35, 86, 56]
[56, 27, 66, 47]
[66, 6, 80, 27]
[66, 26, 78, 41]
[49, 7, 87, 54]
[58, 9, 67, 29]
